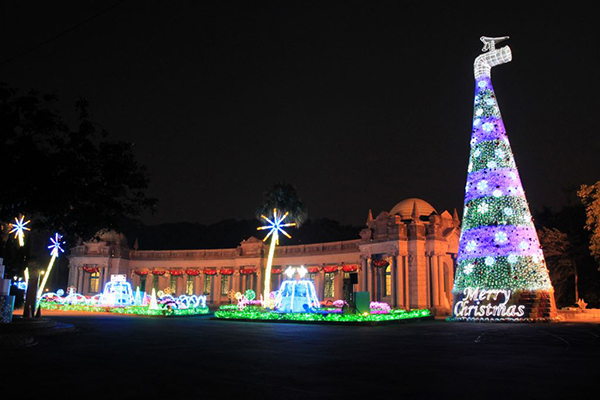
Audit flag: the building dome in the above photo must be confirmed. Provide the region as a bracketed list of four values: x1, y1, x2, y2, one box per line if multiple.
[389, 198, 436, 220]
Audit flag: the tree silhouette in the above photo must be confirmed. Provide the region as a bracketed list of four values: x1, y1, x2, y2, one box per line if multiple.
[0, 82, 157, 249]
[578, 181, 600, 266]
[255, 181, 307, 227]
[538, 227, 578, 306]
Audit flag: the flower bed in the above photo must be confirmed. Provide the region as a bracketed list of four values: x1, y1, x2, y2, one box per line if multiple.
[213, 308, 431, 324]
[40, 302, 210, 317]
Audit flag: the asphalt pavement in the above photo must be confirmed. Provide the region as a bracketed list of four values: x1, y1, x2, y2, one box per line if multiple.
[4, 313, 599, 399]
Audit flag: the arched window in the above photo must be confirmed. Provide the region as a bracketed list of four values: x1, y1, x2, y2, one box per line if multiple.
[245, 273, 254, 291]
[204, 275, 212, 295]
[385, 265, 392, 297]
[140, 275, 147, 293]
[324, 272, 335, 298]
[221, 275, 229, 295]
[89, 272, 100, 293]
[186, 275, 194, 295]
[169, 275, 178, 294]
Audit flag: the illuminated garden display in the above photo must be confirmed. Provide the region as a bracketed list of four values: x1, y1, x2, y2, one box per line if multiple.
[214, 306, 431, 324]
[215, 267, 431, 324]
[451, 36, 557, 322]
[39, 280, 209, 317]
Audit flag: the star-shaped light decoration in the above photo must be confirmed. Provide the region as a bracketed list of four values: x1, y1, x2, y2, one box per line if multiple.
[257, 208, 296, 245]
[257, 208, 296, 307]
[48, 233, 66, 257]
[37, 233, 66, 299]
[9, 215, 31, 247]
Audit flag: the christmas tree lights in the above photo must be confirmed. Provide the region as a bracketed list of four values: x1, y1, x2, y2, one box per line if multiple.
[451, 37, 557, 322]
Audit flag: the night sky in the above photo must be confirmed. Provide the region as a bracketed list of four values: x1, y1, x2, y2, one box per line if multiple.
[2, 2, 598, 226]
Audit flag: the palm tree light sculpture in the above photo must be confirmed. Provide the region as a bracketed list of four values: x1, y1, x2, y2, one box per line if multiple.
[9, 215, 30, 247]
[257, 208, 296, 306]
[37, 233, 65, 299]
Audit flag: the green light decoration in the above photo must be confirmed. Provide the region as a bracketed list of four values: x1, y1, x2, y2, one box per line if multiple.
[39, 302, 210, 317]
[245, 289, 256, 301]
[214, 308, 431, 323]
[451, 37, 557, 322]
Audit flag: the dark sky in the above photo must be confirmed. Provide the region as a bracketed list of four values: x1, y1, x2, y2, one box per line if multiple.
[1, 1, 598, 226]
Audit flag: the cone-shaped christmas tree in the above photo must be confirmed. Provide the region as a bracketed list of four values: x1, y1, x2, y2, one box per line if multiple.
[452, 37, 557, 321]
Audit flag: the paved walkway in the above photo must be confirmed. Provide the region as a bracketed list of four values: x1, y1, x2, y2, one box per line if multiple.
[5, 314, 600, 399]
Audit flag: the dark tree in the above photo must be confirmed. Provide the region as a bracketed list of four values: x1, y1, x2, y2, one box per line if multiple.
[535, 204, 600, 307]
[538, 227, 578, 306]
[0, 83, 157, 249]
[255, 181, 307, 227]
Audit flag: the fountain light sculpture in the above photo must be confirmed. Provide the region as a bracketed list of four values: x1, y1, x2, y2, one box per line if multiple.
[274, 266, 320, 313]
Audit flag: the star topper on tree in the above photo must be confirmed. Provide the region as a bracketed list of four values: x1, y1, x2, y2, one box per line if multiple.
[257, 208, 296, 306]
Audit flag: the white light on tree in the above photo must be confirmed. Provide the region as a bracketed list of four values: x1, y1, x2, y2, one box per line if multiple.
[257, 208, 296, 306]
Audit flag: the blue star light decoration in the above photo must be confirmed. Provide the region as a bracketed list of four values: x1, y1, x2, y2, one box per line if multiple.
[257, 208, 296, 244]
[48, 233, 66, 258]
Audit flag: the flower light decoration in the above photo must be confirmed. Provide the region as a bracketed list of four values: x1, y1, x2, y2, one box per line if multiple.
[37, 233, 65, 299]
[9, 215, 30, 247]
[257, 208, 296, 306]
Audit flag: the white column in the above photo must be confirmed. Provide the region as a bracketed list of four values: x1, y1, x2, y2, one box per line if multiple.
[396, 256, 404, 309]
[432, 255, 440, 308]
[360, 258, 367, 292]
[391, 255, 397, 308]
[77, 268, 84, 293]
[437, 256, 445, 306]
[403, 256, 410, 309]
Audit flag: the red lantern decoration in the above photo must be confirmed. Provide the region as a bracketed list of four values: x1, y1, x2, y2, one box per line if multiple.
[169, 269, 184, 276]
[152, 270, 166, 276]
[82, 266, 99, 274]
[134, 270, 149, 276]
[342, 264, 358, 272]
[271, 268, 282, 274]
[220, 269, 234, 275]
[240, 268, 256, 274]
[372, 259, 389, 268]
[307, 267, 320, 273]
[204, 269, 217, 275]
[185, 269, 201, 276]
[323, 266, 338, 273]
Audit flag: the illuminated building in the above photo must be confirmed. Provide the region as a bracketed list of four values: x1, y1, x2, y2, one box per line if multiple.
[67, 198, 460, 315]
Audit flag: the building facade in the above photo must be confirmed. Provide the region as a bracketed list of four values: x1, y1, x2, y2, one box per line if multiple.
[67, 198, 460, 314]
